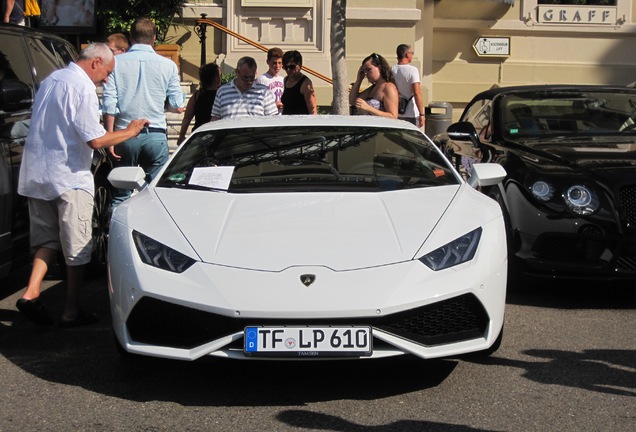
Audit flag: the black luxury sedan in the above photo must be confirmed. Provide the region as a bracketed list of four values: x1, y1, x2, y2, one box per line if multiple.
[433, 85, 636, 283]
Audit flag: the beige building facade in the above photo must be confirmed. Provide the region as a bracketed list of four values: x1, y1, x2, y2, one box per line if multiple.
[171, 0, 636, 119]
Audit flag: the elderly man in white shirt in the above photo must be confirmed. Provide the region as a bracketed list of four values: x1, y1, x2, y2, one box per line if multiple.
[16, 43, 148, 328]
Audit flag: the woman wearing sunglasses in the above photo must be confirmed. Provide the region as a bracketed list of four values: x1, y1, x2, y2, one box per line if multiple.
[349, 53, 399, 119]
[281, 50, 317, 115]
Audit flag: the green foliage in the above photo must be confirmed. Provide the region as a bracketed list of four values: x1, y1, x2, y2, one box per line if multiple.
[221, 71, 236, 85]
[96, 0, 185, 43]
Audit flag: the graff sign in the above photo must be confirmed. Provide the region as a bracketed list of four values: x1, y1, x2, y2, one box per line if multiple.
[537, 6, 616, 24]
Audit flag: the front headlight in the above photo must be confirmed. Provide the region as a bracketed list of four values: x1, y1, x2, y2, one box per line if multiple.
[419, 228, 482, 271]
[132, 230, 195, 273]
[564, 185, 599, 215]
[529, 179, 600, 216]
[531, 180, 554, 202]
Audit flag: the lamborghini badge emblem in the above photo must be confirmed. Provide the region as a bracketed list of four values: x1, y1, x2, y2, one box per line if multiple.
[300, 274, 316, 287]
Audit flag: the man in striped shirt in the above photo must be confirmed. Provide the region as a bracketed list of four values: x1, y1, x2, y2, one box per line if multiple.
[210, 56, 278, 120]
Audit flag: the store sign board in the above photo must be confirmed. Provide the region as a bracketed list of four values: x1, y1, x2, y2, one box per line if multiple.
[473, 37, 510, 57]
[537, 6, 616, 24]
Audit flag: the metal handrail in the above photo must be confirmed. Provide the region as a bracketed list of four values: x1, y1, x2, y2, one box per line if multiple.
[195, 16, 333, 85]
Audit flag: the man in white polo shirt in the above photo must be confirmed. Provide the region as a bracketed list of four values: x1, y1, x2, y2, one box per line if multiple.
[16, 43, 148, 328]
[210, 56, 278, 120]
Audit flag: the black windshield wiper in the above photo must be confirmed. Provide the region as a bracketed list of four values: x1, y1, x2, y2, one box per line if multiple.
[156, 181, 228, 192]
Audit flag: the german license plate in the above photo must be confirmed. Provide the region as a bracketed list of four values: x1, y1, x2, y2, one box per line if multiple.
[244, 326, 372, 357]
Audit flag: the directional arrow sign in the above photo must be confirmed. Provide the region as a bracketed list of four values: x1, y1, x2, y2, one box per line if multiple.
[473, 37, 510, 57]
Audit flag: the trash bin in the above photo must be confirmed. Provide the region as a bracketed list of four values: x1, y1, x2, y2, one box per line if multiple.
[424, 102, 453, 138]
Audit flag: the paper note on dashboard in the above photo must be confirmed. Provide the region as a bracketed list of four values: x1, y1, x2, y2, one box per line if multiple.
[189, 166, 235, 190]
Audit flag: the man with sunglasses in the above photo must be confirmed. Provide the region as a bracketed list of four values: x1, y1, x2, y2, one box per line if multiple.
[281, 50, 317, 115]
[210, 56, 278, 120]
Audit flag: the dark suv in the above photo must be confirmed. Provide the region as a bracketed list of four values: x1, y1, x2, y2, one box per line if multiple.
[0, 24, 112, 279]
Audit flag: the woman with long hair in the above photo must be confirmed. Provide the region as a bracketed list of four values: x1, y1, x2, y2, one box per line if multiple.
[349, 53, 399, 119]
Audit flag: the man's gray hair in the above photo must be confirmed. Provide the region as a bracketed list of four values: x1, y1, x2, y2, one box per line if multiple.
[79, 43, 114, 64]
[236, 56, 257, 70]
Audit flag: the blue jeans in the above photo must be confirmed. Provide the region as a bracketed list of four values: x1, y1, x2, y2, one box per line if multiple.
[111, 130, 168, 209]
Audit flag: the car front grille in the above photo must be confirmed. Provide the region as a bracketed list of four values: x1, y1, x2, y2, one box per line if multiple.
[615, 255, 636, 272]
[532, 232, 608, 262]
[619, 184, 636, 226]
[375, 294, 488, 346]
[126, 294, 489, 350]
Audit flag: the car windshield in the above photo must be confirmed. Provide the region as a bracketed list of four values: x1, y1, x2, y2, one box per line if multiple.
[158, 126, 459, 193]
[500, 91, 636, 139]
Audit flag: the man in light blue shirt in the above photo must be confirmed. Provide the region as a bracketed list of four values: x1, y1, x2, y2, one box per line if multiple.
[102, 16, 185, 208]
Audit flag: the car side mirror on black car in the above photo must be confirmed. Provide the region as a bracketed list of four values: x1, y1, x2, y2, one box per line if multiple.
[0, 79, 33, 113]
[447, 121, 481, 148]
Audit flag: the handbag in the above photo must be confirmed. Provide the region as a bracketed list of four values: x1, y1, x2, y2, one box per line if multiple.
[25, 0, 41, 17]
[398, 95, 413, 115]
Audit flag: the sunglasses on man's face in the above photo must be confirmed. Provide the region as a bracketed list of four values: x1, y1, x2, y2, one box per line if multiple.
[284, 64, 297, 70]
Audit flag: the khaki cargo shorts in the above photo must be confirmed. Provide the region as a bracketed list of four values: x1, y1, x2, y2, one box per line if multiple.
[28, 189, 94, 266]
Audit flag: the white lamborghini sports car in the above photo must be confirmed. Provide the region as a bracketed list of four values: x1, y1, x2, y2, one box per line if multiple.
[107, 115, 507, 361]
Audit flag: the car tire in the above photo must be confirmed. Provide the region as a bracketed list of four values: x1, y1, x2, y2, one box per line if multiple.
[487, 186, 524, 292]
[87, 162, 112, 278]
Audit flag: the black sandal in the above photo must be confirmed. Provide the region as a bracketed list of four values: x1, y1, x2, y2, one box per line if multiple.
[16, 298, 53, 326]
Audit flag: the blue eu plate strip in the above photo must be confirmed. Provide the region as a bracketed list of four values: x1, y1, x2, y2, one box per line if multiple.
[245, 326, 258, 352]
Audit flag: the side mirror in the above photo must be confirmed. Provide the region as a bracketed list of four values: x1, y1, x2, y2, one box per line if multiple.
[467, 163, 506, 188]
[0, 79, 33, 112]
[447, 121, 481, 148]
[107, 166, 147, 190]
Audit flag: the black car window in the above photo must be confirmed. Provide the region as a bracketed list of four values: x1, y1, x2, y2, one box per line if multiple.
[159, 126, 460, 193]
[25, 36, 73, 87]
[501, 92, 636, 138]
[0, 34, 33, 104]
[50, 39, 76, 66]
[462, 98, 493, 139]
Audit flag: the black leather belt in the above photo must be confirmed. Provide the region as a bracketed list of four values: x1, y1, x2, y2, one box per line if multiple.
[142, 127, 167, 134]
